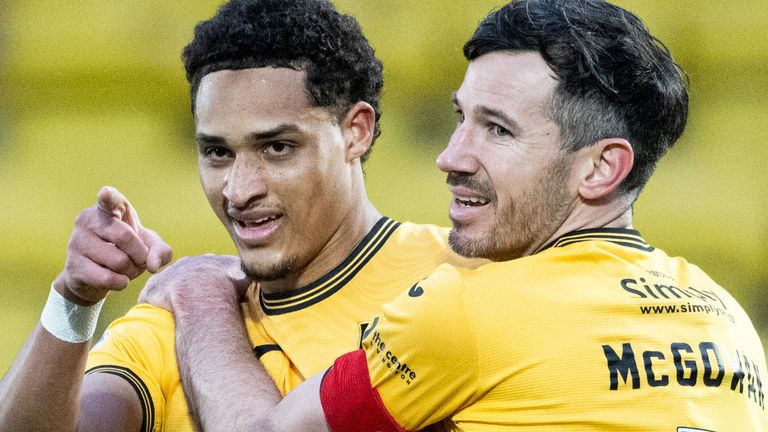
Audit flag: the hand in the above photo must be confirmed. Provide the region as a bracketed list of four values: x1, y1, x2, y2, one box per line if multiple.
[137, 254, 251, 314]
[53, 186, 173, 306]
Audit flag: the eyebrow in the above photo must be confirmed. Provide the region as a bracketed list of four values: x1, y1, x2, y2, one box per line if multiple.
[452, 92, 521, 134]
[476, 106, 520, 132]
[196, 124, 303, 146]
[195, 133, 224, 146]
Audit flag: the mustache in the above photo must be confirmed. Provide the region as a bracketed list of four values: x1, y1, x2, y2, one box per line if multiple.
[226, 202, 281, 215]
[446, 173, 495, 199]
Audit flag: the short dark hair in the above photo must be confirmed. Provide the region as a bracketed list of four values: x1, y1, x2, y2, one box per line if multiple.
[183, 0, 384, 160]
[464, 0, 688, 194]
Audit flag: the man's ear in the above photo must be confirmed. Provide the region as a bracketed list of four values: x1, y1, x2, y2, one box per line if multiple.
[340, 101, 376, 161]
[577, 138, 634, 200]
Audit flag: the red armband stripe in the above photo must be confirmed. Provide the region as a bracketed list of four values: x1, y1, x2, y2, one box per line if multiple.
[320, 349, 406, 432]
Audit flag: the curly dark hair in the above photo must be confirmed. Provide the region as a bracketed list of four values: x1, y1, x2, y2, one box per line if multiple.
[183, 0, 384, 160]
[465, 0, 689, 195]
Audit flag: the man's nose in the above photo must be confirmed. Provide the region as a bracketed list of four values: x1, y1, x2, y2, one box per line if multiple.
[437, 125, 479, 175]
[223, 155, 268, 208]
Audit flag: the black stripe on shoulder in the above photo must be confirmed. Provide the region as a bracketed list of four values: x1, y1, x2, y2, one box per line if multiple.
[85, 365, 155, 432]
[253, 344, 283, 359]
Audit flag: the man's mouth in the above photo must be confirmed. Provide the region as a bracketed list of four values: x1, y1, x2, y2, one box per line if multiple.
[455, 196, 490, 207]
[228, 211, 283, 246]
[448, 186, 492, 225]
[235, 215, 281, 228]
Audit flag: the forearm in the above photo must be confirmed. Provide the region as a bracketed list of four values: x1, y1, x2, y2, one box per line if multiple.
[1, 281, 142, 432]
[175, 296, 282, 432]
[0, 187, 169, 431]
[0, 324, 89, 431]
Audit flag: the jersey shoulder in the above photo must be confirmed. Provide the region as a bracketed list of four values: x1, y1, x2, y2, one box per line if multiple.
[389, 221, 487, 269]
[86, 304, 177, 432]
[89, 304, 175, 361]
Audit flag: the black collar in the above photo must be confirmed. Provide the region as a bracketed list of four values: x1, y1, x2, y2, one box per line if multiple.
[538, 227, 653, 253]
[259, 217, 400, 316]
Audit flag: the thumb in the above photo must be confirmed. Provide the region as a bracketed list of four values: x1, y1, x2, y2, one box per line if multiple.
[140, 227, 173, 273]
[224, 256, 251, 300]
[97, 186, 142, 232]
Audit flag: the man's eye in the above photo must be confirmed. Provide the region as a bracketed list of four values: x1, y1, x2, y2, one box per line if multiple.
[265, 142, 292, 156]
[455, 110, 465, 125]
[205, 147, 231, 158]
[492, 124, 511, 137]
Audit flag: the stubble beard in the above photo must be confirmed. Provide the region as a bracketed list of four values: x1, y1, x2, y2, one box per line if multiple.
[449, 156, 573, 261]
[239, 257, 296, 282]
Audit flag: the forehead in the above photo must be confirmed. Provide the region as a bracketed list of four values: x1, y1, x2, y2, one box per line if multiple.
[194, 67, 330, 131]
[456, 51, 557, 113]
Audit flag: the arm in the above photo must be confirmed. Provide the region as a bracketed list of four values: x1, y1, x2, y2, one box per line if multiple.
[137, 254, 277, 430]
[163, 264, 475, 432]
[0, 187, 171, 431]
[172, 278, 327, 432]
[0, 324, 143, 431]
[176, 287, 285, 431]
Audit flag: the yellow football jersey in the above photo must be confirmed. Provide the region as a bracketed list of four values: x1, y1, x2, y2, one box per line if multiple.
[351, 228, 766, 431]
[86, 217, 481, 431]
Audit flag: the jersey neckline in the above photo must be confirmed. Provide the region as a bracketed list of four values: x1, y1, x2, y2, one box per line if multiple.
[538, 227, 654, 253]
[258, 216, 401, 316]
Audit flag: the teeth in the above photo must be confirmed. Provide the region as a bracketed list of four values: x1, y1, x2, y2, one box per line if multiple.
[457, 196, 489, 206]
[239, 216, 277, 227]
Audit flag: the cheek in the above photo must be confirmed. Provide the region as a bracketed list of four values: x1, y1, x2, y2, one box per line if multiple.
[310, 152, 348, 194]
[302, 170, 338, 206]
[198, 168, 225, 205]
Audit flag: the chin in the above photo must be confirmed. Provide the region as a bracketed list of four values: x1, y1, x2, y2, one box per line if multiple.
[449, 227, 524, 262]
[448, 229, 488, 258]
[239, 257, 296, 282]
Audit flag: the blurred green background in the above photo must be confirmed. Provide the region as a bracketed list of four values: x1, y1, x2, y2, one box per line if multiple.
[1, 0, 766, 372]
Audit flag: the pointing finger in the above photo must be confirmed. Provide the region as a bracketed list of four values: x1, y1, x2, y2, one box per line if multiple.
[97, 186, 142, 232]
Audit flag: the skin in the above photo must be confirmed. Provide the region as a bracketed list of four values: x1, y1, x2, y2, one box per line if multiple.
[0, 188, 173, 431]
[440, 52, 635, 261]
[440, 52, 577, 261]
[153, 51, 637, 431]
[194, 67, 380, 292]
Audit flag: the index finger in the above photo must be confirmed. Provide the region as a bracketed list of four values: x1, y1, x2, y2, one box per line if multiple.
[97, 186, 142, 233]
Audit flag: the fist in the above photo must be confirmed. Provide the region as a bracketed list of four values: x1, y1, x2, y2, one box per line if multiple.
[138, 254, 250, 314]
[54, 186, 173, 306]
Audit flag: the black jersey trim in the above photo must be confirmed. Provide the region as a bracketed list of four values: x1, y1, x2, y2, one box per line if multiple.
[538, 228, 654, 253]
[85, 365, 155, 432]
[259, 217, 401, 315]
[253, 344, 283, 359]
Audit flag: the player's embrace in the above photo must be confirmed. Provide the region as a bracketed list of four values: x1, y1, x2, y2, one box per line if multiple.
[136, 0, 768, 431]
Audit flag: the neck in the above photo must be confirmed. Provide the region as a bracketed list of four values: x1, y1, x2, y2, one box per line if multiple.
[260, 168, 382, 293]
[527, 197, 634, 256]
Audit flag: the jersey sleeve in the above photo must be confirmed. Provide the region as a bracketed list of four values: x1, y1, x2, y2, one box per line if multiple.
[86, 304, 176, 432]
[321, 264, 478, 431]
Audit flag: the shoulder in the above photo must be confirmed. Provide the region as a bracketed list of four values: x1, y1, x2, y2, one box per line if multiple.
[377, 263, 474, 330]
[104, 304, 176, 335]
[89, 304, 176, 363]
[391, 221, 488, 269]
[388, 221, 450, 247]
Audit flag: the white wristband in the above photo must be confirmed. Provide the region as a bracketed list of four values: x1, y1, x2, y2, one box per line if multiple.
[40, 285, 105, 343]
